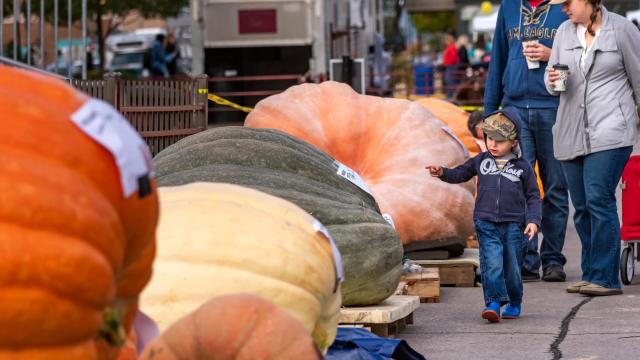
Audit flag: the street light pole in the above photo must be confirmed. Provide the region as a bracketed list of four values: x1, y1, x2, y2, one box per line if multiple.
[82, 0, 86, 79]
[13, 0, 18, 60]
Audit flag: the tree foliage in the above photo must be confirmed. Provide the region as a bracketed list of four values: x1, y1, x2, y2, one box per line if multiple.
[410, 11, 456, 35]
[29, 0, 186, 26]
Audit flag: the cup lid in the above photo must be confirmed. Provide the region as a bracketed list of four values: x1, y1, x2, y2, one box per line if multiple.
[553, 63, 569, 70]
[523, 35, 539, 41]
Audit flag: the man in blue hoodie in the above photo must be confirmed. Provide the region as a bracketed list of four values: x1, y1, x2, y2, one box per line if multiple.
[427, 108, 542, 322]
[484, 0, 569, 282]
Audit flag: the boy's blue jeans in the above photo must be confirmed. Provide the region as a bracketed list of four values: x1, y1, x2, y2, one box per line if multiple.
[562, 146, 633, 289]
[515, 107, 569, 272]
[475, 220, 525, 306]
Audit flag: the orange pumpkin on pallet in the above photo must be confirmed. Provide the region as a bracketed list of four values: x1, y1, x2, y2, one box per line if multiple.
[245, 81, 475, 250]
[139, 294, 322, 360]
[0, 65, 158, 360]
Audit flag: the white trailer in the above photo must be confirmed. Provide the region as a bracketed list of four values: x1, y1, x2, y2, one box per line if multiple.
[191, 0, 384, 82]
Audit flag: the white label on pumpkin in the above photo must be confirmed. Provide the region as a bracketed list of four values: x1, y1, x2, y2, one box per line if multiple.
[312, 220, 344, 285]
[382, 213, 396, 229]
[70, 99, 154, 198]
[441, 125, 470, 158]
[334, 160, 372, 195]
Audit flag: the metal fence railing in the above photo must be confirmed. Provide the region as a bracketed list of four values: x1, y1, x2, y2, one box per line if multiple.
[0, 53, 66, 79]
[1, 0, 88, 79]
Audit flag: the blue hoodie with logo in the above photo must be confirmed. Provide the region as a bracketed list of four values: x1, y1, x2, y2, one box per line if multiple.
[483, 0, 568, 115]
[439, 107, 542, 226]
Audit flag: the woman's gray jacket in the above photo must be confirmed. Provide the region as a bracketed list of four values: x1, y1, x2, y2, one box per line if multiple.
[545, 6, 640, 161]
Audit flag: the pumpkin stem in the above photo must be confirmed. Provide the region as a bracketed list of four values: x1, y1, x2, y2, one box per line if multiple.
[98, 306, 127, 347]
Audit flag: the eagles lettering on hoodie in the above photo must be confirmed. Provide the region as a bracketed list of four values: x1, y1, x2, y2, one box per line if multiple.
[507, 3, 559, 41]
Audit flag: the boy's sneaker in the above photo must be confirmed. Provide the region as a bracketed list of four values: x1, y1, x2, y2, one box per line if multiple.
[481, 301, 501, 323]
[502, 304, 521, 319]
[521, 268, 540, 282]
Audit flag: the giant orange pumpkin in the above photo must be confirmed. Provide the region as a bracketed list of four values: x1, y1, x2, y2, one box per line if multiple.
[245, 81, 475, 248]
[414, 98, 482, 156]
[139, 294, 322, 360]
[0, 65, 158, 359]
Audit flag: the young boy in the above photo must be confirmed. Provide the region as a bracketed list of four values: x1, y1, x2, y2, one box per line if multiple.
[426, 107, 542, 323]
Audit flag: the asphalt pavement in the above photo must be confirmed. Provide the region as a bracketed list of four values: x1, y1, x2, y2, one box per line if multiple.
[400, 200, 640, 360]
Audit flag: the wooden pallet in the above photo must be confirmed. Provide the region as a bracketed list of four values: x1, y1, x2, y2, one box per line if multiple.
[339, 295, 420, 338]
[413, 249, 479, 287]
[436, 264, 477, 287]
[399, 267, 440, 303]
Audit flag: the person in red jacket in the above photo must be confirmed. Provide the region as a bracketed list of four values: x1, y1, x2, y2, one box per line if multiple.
[443, 33, 460, 97]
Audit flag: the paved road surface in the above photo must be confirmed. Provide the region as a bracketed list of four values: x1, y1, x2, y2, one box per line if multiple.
[400, 200, 640, 360]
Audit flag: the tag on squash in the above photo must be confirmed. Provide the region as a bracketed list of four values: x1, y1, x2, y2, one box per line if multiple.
[382, 213, 396, 229]
[333, 160, 372, 195]
[71, 99, 155, 198]
[312, 220, 344, 291]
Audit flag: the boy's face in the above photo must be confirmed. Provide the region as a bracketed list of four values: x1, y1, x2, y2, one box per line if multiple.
[487, 137, 516, 157]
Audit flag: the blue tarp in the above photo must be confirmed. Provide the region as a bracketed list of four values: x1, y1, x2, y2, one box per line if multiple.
[326, 328, 426, 360]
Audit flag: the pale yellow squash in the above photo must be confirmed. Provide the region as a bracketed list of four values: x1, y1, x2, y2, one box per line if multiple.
[140, 182, 341, 352]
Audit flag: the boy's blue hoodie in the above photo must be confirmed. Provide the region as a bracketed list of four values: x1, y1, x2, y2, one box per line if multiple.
[484, 0, 568, 115]
[440, 107, 542, 226]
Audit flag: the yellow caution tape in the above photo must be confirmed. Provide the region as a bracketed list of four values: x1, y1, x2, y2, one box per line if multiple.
[459, 105, 484, 112]
[208, 89, 478, 114]
[207, 93, 253, 113]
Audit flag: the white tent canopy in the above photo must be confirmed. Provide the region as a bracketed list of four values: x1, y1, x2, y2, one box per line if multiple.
[627, 9, 640, 23]
[472, 10, 499, 33]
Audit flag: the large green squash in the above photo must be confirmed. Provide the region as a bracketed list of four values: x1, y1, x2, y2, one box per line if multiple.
[154, 127, 402, 306]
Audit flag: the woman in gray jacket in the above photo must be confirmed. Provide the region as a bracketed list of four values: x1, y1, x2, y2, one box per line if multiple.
[545, 0, 640, 296]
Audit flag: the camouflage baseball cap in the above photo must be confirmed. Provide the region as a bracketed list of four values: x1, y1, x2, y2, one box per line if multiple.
[481, 113, 518, 141]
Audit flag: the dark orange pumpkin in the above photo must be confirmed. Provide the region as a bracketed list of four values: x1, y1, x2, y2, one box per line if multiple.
[0, 65, 158, 359]
[139, 294, 322, 360]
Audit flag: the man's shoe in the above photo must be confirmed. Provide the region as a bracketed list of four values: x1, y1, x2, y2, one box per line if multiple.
[566, 280, 591, 293]
[502, 304, 521, 319]
[579, 284, 623, 296]
[521, 268, 540, 282]
[481, 301, 501, 323]
[542, 267, 566, 282]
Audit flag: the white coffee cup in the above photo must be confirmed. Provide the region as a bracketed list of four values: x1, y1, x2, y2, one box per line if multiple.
[552, 64, 569, 92]
[522, 37, 540, 69]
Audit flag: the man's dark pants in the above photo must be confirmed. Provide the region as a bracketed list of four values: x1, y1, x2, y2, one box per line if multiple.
[515, 107, 569, 273]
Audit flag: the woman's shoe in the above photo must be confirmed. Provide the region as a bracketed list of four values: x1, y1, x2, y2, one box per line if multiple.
[566, 280, 591, 293]
[502, 304, 521, 319]
[579, 283, 623, 296]
[481, 301, 501, 323]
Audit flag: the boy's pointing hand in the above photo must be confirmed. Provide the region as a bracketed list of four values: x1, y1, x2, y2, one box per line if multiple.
[524, 223, 538, 241]
[425, 165, 443, 177]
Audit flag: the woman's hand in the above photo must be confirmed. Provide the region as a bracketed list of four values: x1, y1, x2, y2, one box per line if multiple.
[523, 43, 552, 62]
[425, 165, 443, 177]
[524, 223, 539, 241]
[547, 69, 561, 88]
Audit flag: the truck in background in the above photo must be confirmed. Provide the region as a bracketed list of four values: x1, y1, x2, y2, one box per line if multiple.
[191, 0, 388, 122]
[105, 28, 166, 78]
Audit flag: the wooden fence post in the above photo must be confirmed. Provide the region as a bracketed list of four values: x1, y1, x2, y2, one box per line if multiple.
[103, 72, 121, 109]
[196, 74, 209, 130]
